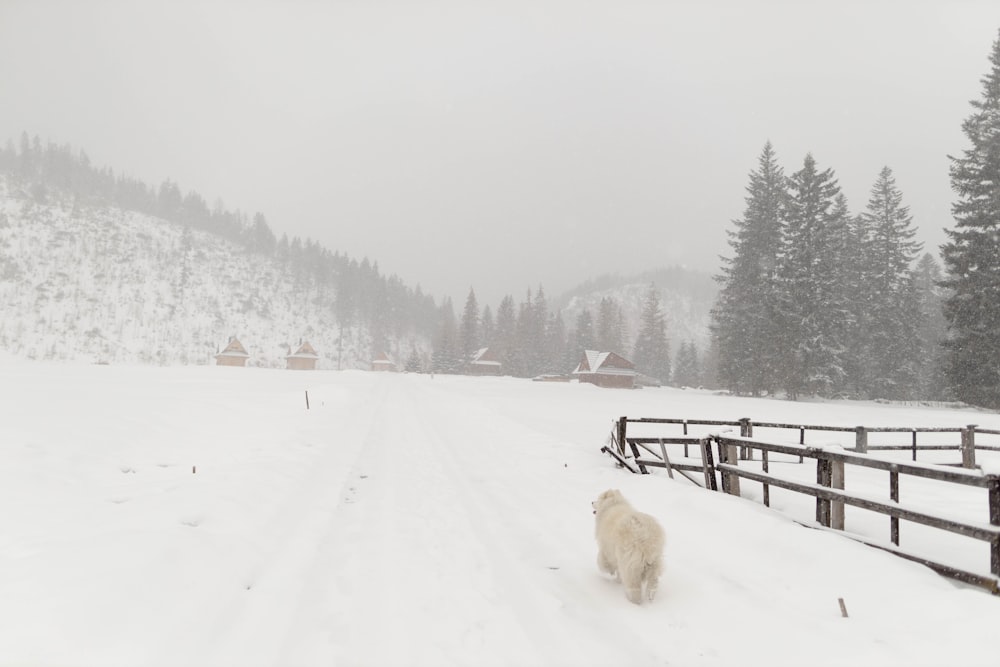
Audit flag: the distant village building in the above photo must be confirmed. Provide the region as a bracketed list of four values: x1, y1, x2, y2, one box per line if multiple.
[286, 341, 319, 371]
[468, 347, 502, 376]
[215, 337, 250, 367]
[372, 351, 396, 372]
[572, 350, 637, 389]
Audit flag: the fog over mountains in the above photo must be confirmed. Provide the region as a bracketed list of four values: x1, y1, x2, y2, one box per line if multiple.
[0, 150, 715, 372]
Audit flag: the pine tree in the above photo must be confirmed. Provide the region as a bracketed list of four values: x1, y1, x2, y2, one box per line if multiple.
[480, 305, 494, 348]
[857, 167, 922, 399]
[543, 311, 567, 374]
[405, 347, 423, 373]
[431, 299, 460, 373]
[711, 142, 787, 396]
[673, 341, 701, 387]
[941, 30, 1000, 408]
[596, 297, 625, 354]
[566, 308, 597, 367]
[632, 284, 671, 382]
[775, 154, 851, 398]
[493, 295, 518, 376]
[459, 288, 479, 368]
[914, 253, 951, 400]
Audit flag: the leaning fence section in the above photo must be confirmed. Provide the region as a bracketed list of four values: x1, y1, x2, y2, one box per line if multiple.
[605, 415, 1000, 594]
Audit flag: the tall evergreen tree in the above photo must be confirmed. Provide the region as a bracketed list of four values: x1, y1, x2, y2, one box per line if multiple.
[480, 305, 494, 349]
[775, 154, 850, 398]
[941, 30, 1000, 408]
[711, 142, 787, 396]
[459, 288, 480, 367]
[913, 253, 951, 400]
[571, 309, 596, 366]
[493, 295, 518, 376]
[858, 167, 922, 398]
[431, 298, 460, 373]
[632, 284, 671, 382]
[596, 296, 625, 354]
[673, 341, 701, 387]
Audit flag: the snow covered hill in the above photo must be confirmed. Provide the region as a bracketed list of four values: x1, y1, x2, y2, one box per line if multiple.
[0, 176, 397, 368]
[556, 268, 716, 353]
[3, 358, 999, 666]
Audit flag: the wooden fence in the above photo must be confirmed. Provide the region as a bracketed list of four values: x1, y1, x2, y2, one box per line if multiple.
[610, 416, 1000, 467]
[604, 416, 1000, 594]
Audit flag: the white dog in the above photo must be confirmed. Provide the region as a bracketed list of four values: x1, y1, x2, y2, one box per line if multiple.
[592, 489, 665, 604]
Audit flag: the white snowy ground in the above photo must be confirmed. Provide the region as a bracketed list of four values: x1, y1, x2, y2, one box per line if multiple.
[2, 359, 1000, 667]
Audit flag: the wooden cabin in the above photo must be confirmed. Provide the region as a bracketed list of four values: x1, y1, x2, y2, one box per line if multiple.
[572, 350, 637, 389]
[286, 341, 319, 370]
[215, 337, 250, 367]
[468, 347, 502, 376]
[372, 351, 396, 372]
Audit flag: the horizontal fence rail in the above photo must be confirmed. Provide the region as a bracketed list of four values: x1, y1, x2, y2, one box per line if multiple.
[613, 416, 985, 467]
[605, 416, 1000, 594]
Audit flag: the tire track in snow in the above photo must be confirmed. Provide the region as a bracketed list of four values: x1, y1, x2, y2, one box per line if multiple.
[198, 377, 394, 665]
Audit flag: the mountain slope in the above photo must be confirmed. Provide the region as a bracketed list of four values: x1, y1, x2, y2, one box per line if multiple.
[0, 175, 415, 368]
[556, 267, 716, 353]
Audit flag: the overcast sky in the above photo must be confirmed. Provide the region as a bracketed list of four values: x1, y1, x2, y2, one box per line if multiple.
[2, 1, 999, 307]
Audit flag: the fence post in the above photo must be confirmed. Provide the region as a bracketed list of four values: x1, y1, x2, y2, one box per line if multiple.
[617, 417, 628, 458]
[739, 417, 753, 460]
[816, 458, 831, 527]
[700, 437, 718, 491]
[911, 429, 918, 462]
[988, 478, 1000, 578]
[889, 468, 900, 546]
[962, 424, 977, 469]
[855, 426, 868, 454]
[719, 439, 741, 496]
[830, 460, 845, 530]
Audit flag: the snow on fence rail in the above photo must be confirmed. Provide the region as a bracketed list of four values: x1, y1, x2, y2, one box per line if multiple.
[604, 416, 1000, 594]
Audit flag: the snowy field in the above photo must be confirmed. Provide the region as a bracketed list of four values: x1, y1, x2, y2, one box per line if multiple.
[3, 359, 1000, 667]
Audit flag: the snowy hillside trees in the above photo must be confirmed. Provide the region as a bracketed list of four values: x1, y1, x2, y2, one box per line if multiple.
[941, 31, 1000, 408]
[632, 284, 671, 382]
[713, 145, 930, 400]
[0, 138, 441, 367]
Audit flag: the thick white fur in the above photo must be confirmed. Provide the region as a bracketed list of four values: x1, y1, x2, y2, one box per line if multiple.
[592, 489, 665, 604]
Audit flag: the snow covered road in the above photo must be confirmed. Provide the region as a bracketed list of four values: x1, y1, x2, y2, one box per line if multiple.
[2, 362, 1000, 666]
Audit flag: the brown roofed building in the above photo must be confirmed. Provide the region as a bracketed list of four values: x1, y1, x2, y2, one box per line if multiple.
[572, 350, 637, 389]
[468, 347, 502, 376]
[215, 337, 250, 367]
[286, 341, 319, 370]
[372, 351, 396, 372]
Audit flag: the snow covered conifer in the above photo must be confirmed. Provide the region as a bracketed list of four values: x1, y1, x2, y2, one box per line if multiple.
[941, 30, 1000, 408]
[459, 288, 479, 368]
[632, 283, 671, 383]
[711, 142, 787, 396]
[775, 154, 850, 398]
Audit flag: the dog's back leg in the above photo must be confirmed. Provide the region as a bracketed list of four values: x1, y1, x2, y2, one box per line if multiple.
[619, 551, 645, 604]
[643, 558, 662, 601]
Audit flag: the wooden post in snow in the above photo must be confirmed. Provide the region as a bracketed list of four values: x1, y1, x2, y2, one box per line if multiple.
[989, 478, 1000, 578]
[617, 417, 628, 458]
[962, 425, 978, 469]
[855, 426, 868, 454]
[830, 459, 845, 530]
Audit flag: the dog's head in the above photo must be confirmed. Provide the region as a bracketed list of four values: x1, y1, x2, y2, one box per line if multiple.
[592, 488, 624, 515]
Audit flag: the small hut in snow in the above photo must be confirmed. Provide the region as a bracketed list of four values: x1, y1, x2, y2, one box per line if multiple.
[468, 347, 502, 376]
[215, 337, 250, 367]
[286, 341, 319, 370]
[572, 350, 637, 389]
[372, 351, 396, 372]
